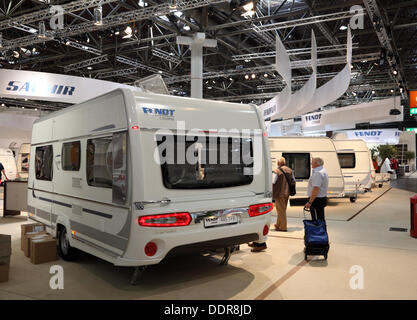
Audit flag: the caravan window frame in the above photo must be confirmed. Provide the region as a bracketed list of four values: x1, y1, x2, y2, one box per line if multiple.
[281, 152, 311, 180]
[61, 141, 81, 171]
[86, 136, 113, 189]
[337, 153, 356, 169]
[35, 145, 53, 181]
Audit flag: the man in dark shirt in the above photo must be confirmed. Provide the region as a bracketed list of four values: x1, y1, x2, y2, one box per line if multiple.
[0, 162, 8, 183]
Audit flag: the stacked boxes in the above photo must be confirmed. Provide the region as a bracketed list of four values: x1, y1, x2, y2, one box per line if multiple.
[21, 223, 57, 264]
[0, 234, 11, 283]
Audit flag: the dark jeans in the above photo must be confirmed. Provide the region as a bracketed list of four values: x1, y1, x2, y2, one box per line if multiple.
[311, 197, 327, 222]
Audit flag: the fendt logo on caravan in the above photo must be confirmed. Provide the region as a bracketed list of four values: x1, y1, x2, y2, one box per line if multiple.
[354, 131, 383, 137]
[142, 107, 175, 120]
[6, 81, 76, 96]
[305, 114, 322, 122]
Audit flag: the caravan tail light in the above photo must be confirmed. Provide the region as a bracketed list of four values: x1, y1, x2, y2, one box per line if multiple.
[248, 203, 273, 217]
[138, 212, 192, 227]
[263, 225, 269, 236]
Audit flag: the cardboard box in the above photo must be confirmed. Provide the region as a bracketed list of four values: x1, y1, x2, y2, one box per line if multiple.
[30, 238, 57, 264]
[23, 232, 48, 258]
[21, 223, 45, 250]
[0, 263, 9, 283]
[0, 234, 11, 259]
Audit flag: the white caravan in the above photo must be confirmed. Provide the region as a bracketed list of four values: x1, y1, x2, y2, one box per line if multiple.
[27, 88, 272, 279]
[0, 148, 18, 182]
[17, 143, 31, 179]
[333, 139, 372, 201]
[268, 137, 345, 199]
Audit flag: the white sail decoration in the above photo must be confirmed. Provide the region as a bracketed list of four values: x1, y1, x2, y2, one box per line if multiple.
[277, 30, 317, 120]
[260, 35, 291, 119]
[295, 26, 353, 116]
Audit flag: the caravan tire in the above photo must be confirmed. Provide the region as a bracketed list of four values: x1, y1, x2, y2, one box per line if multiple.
[58, 226, 79, 261]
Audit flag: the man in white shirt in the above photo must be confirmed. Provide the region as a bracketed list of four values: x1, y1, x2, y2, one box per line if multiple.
[305, 157, 328, 222]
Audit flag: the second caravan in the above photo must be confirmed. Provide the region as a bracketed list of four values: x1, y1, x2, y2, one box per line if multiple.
[269, 137, 345, 198]
[333, 139, 373, 200]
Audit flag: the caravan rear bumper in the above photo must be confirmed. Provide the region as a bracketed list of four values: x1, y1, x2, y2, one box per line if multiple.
[114, 233, 260, 266]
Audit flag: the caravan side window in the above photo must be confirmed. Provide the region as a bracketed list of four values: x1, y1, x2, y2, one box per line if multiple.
[62, 141, 81, 171]
[35, 145, 53, 181]
[86, 137, 113, 188]
[282, 153, 310, 180]
[338, 153, 356, 169]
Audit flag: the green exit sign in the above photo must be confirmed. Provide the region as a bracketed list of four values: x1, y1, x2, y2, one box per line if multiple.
[406, 128, 417, 133]
[411, 108, 417, 115]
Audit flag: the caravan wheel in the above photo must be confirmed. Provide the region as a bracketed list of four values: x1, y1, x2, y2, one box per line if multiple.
[58, 226, 79, 261]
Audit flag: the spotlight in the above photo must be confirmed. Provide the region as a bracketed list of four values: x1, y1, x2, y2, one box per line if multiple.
[245, 74, 249, 80]
[339, 25, 348, 31]
[94, 6, 103, 26]
[123, 26, 133, 39]
[251, 73, 256, 79]
[183, 25, 191, 31]
[393, 70, 398, 75]
[372, 90, 376, 94]
[38, 21, 47, 39]
[264, 73, 268, 78]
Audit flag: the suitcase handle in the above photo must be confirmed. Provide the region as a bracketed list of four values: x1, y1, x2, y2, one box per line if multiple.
[303, 206, 318, 221]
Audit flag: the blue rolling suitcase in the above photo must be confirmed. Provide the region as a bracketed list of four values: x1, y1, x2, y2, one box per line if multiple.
[303, 207, 329, 261]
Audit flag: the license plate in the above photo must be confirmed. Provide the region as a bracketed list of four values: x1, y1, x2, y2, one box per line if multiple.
[204, 214, 239, 228]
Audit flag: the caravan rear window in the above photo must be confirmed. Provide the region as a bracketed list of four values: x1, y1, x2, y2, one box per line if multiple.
[338, 153, 356, 168]
[62, 141, 80, 171]
[156, 135, 254, 189]
[35, 145, 53, 181]
[86, 137, 113, 188]
[282, 153, 310, 180]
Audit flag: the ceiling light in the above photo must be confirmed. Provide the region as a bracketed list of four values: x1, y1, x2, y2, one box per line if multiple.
[65, 40, 70, 45]
[264, 73, 268, 78]
[13, 51, 19, 58]
[123, 26, 133, 39]
[158, 70, 163, 74]
[372, 90, 376, 94]
[242, 2, 254, 11]
[352, 92, 357, 96]
[169, 0, 177, 10]
[87, 66, 93, 70]
[208, 86, 212, 90]
[251, 73, 256, 79]
[183, 25, 191, 31]
[35, 108, 38, 111]
[339, 25, 348, 31]
[1, 103, 5, 107]
[245, 74, 249, 80]
[115, 31, 120, 35]
[393, 70, 398, 75]
[244, 59, 250, 62]
[174, 11, 183, 17]
[229, 77, 233, 81]
[138, 0, 147, 7]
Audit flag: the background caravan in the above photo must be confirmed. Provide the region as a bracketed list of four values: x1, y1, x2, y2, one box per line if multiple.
[17, 143, 30, 180]
[333, 139, 373, 202]
[268, 137, 345, 199]
[27, 88, 272, 280]
[0, 148, 18, 183]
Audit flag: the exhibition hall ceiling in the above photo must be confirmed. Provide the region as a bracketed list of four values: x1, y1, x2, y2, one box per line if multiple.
[0, 0, 416, 112]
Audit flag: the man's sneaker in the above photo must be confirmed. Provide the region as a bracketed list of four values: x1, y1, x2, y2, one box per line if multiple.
[251, 245, 267, 252]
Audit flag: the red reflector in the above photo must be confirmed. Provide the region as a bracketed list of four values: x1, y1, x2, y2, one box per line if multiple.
[263, 225, 269, 236]
[249, 203, 273, 217]
[138, 212, 192, 227]
[264, 132, 268, 137]
[131, 125, 139, 130]
[145, 242, 157, 256]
